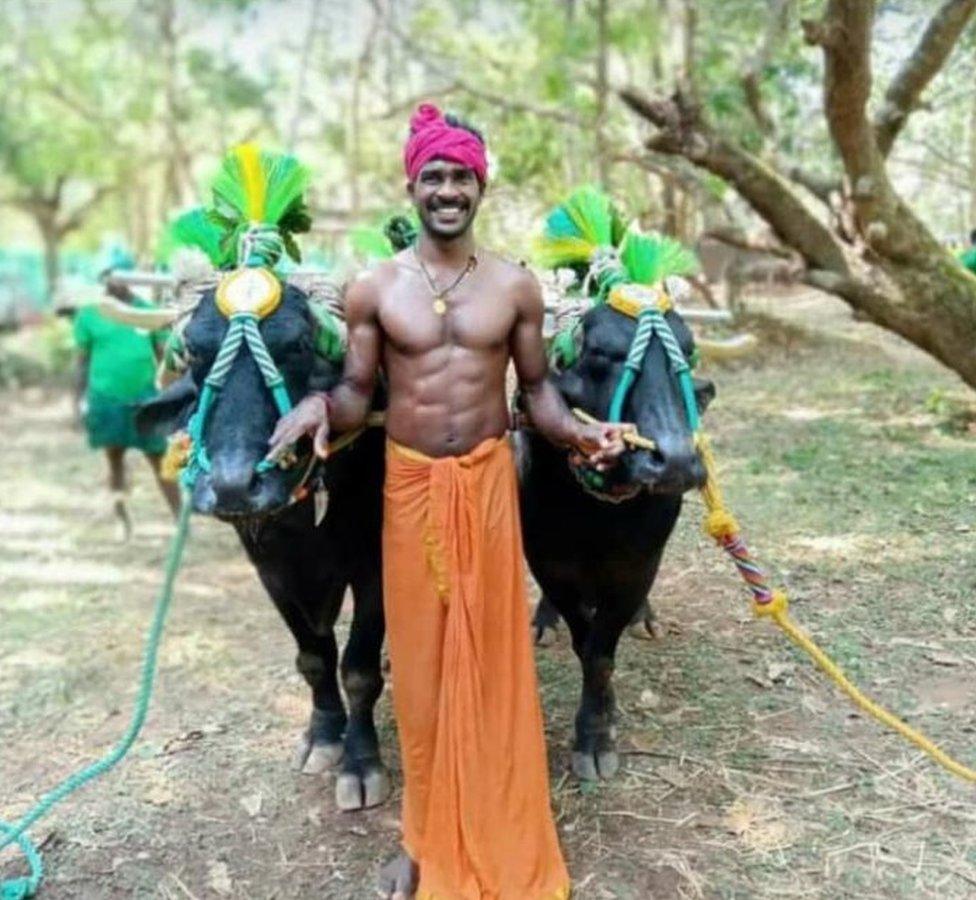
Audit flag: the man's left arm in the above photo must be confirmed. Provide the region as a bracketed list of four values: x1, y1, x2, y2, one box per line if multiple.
[509, 271, 626, 468]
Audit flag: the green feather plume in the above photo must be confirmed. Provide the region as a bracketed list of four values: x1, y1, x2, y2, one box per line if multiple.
[534, 186, 626, 269]
[619, 230, 698, 285]
[157, 207, 233, 268]
[349, 212, 418, 261]
[349, 227, 396, 260]
[207, 143, 312, 266]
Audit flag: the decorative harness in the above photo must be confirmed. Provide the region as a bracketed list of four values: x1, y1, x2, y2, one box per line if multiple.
[168, 247, 369, 502]
[556, 267, 701, 502]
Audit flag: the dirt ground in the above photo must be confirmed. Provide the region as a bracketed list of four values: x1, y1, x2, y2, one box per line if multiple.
[3, 288, 976, 899]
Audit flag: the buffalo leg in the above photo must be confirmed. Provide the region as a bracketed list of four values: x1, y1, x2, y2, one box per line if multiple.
[570, 597, 638, 781]
[255, 559, 348, 775]
[627, 598, 664, 641]
[335, 565, 391, 811]
[279, 600, 348, 775]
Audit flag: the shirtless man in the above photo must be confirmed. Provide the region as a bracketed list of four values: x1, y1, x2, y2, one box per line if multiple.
[268, 104, 626, 900]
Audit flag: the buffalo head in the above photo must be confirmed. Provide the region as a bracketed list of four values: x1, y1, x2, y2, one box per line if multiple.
[554, 302, 714, 495]
[137, 283, 342, 519]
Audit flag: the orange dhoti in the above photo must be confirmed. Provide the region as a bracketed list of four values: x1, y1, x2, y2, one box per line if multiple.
[383, 436, 570, 900]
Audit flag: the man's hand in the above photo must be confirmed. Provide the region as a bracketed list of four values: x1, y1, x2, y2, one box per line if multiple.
[569, 421, 634, 471]
[267, 394, 330, 461]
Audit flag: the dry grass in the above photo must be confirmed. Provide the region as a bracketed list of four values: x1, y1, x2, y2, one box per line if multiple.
[2, 287, 976, 898]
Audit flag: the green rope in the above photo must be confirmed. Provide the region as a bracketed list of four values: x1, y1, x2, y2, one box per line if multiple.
[0, 495, 194, 899]
[190, 313, 293, 479]
[607, 307, 698, 429]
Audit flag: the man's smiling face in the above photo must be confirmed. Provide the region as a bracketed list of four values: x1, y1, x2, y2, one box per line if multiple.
[409, 159, 484, 240]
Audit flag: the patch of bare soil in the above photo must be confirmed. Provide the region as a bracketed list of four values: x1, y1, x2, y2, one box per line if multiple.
[3, 309, 976, 898]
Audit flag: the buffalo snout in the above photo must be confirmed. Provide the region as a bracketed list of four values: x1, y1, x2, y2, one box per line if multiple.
[193, 450, 290, 518]
[627, 435, 705, 494]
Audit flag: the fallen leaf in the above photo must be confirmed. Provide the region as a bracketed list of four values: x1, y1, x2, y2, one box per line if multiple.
[766, 661, 795, 683]
[240, 793, 263, 818]
[639, 688, 661, 709]
[208, 861, 233, 897]
[654, 764, 689, 789]
[143, 779, 174, 807]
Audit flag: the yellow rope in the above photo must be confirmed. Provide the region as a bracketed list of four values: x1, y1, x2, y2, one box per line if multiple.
[697, 429, 976, 784]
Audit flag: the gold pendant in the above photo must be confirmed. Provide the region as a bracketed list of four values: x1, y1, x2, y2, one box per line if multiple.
[432, 297, 447, 316]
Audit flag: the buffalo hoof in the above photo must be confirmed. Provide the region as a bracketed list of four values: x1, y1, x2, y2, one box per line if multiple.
[292, 732, 344, 775]
[571, 749, 620, 781]
[628, 617, 665, 641]
[532, 598, 562, 647]
[534, 621, 558, 647]
[628, 602, 664, 641]
[336, 763, 391, 811]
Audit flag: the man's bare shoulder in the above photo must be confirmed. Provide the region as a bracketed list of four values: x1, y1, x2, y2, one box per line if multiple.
[343, 267, 383, 317]
[478, 249, 541, 304]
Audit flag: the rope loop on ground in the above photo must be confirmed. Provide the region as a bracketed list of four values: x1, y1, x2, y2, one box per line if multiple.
[0, 497, 194, 898]
[697, 431, 976, 784]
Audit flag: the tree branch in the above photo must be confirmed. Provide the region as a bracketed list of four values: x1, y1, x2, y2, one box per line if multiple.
[784, 164, 839, 203]
[618, 86, 850, 276]
[805, 0, 956, 264]
[702, 226, 795, 260]
[874, 0, 976, 157]
[371, 0, 585, 127]
[741, 0, 792, 139]
[57, 182, 117, 236]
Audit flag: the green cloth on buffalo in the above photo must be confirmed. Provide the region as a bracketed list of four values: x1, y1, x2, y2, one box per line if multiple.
[73, 299, 167, 453]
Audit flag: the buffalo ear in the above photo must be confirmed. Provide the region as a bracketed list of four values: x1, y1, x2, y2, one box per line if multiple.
[135, 372, 198, 439]
[693, 376, 716, 413]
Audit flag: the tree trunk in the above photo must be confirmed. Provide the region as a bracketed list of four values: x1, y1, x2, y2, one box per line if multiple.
[37, 218, 61, 303]
[594, 0, 610, 187]
[969, 84, 976, 233]
[617, 0, 976, 390]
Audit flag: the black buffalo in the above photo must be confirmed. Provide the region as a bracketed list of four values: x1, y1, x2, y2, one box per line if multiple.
[517, 299, 714, 780]
[138, 282, 389, 811]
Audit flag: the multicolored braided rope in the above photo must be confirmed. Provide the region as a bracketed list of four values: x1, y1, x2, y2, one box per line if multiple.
[696, 430, 976, 782]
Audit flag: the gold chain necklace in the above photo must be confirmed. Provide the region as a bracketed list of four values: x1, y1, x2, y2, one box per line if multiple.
[414, 247, 477, 315]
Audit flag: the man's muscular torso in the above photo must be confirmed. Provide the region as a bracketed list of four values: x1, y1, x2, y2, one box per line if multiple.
[350, 250, 534, 457]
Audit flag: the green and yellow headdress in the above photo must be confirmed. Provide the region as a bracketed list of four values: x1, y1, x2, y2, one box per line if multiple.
[206, 144, 312, 320]
[157, 207, 234, 271]
[536, 186, 698, 369]
[535, 185, 697, 300]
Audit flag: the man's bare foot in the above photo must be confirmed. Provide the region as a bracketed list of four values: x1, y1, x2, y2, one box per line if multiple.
[377, 851, 418, 899]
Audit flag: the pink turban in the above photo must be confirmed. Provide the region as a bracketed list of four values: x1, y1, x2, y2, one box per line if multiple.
[403, 103, 488, 184]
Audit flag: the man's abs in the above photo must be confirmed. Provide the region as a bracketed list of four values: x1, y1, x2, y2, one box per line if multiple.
[383, 345, 511, 457]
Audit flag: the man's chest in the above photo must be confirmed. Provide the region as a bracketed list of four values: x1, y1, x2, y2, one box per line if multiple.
[379, 289, 516, 355]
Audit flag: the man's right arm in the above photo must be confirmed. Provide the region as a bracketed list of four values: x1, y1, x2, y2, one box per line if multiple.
[326, 275, 382, 432]
[267, 274, 382, 459]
